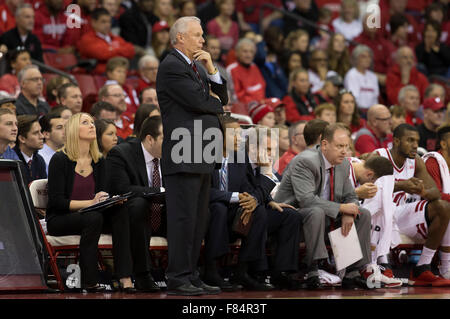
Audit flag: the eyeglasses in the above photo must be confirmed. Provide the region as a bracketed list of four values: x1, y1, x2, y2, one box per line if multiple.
[107, 93, 126, 98]
[25, 77, 45, 83]
[376, 116, 391, 121]
[142, 67, 158, 71]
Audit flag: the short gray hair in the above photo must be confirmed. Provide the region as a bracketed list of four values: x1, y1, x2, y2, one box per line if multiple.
[15, 3, 33, 18]
[138, 55, 159, 70]
[351, 44, 373, 67]
[18, 64, 39, 84]
[398, 85, 419, 103]
[235, 38, 256, 52]
[169, 16, 201, 45]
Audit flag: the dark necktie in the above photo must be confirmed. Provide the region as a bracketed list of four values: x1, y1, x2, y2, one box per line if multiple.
[151, 158, 162, 233]
[191, 62, 206, 92]
[27, 159, 32, 170]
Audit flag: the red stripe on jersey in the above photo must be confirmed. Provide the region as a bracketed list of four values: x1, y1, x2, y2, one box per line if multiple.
[386, 148, 405, 173]
[419, 200, 427, 212]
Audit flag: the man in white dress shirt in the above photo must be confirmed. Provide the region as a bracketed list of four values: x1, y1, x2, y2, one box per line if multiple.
[38, 110, 66, 174]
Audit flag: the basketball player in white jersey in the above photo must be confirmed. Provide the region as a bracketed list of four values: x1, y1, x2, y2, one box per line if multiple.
[375, 123, 450, 286]
[423, 125, 450, 279]
[348, 155, 403, 287]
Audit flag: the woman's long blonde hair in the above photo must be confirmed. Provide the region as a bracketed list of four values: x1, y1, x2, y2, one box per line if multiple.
[62, 112, 102, 163]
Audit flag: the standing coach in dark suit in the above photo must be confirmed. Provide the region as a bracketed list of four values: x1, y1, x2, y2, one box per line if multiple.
[156, 16, 228, 296]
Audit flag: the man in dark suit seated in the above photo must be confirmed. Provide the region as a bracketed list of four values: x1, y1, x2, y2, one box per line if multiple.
[106, 116, 164, 292]
[274, 123, 372, 290]
[14, 114, 47, 185]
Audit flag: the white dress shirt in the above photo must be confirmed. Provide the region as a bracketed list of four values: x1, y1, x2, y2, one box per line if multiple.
[141, 142, 163, 191]
[175, 48, 223, 85]
[38, 143, 56, 175]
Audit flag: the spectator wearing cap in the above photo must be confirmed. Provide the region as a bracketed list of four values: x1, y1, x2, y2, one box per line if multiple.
[119, 0, 159, 57]
[226, 38, 266, 106]
[264, 97, 286, 126]
[248, 102, 275, 128]
[344, 44, 379, 111]
[0, 96, 16, 114]
[148, 20, 171, 61]
[283, 67, 316, 124]
[0, 4, 43, 62]
[313, 74, 342, 105]
[418, 97, 447, 152]
[77, 8, 135, 74]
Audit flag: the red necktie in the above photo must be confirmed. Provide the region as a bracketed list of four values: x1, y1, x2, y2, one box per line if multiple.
[329, 167, 335, 230]
[27, 159, 32, 169]
[191, 62, 205, 91]
[150, 158, 162, 233]
[329, 167, 334, 202]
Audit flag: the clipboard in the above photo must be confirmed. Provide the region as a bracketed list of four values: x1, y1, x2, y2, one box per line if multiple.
[78, 192, 134, 213]
[328, 224, 363, 271]
[141, 191, 166, 204]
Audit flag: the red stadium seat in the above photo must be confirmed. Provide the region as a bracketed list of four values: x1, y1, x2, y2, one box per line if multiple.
[93, 75, 107, 90]
[73, 74, 98, 113]
[43, 52, 78, 71]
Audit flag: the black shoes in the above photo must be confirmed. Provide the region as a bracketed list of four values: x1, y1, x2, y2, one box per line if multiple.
[272, 272, 301, 290]
[82, 284, 106, 293]
[191, 278, 221, 295]
[233, 273, 275, 291]
[167, 283, 204, 296]
[203, 273, 242, 292]
[341, 275, 370, 290]
[134, 273, 161, 292]
[305, 274, 323, 290]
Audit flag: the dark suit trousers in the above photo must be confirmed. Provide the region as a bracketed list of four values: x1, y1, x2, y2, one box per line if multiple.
[164, 173, 211, 288]
[267, 207, 302, 272]
[205, 202, 267, 263]
[104, 197, 152, 279]
[47, 211, 103, 286]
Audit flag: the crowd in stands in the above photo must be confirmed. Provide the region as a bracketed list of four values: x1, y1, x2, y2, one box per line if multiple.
[0, 0, 449, 293]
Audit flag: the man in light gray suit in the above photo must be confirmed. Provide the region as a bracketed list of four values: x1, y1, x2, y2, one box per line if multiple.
[274, 123, 372, 289]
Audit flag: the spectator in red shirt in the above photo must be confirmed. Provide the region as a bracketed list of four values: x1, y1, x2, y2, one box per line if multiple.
[352, 13, 396, 86]
[206, 0, 239, 53]
[386, 46, 429, 106]
[0, 48, 31, 98]
[98, 83, 133, 139]
[379, 0, 420, 46]
[77, 8, 135, 75]
[136, 55, 158, 95]
[423, 125, 450, 203]
[274, 120, 306, 176]
[398, 85, 422, 126]
[283, 67, 316, 124]
[104, 56, 139, 118]
[418, 97, 447, 151]
[0, 0, 20, 33]
[235, 0, 283, 33]
[354, 104, 393, 155]
[34, 0, 79, 52]
[226, 38, 266, 106]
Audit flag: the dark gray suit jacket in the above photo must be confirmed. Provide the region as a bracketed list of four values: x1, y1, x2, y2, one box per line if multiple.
[274, 146, 359, 219]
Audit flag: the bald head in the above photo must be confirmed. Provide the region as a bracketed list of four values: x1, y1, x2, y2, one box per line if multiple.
[367, 104, 390, 122]
[367, 104, 392, 137]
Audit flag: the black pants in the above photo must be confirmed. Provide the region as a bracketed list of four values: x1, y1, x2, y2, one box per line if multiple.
[204, 202, 267, 263]
[47, 211, 103, 287]
[103, 197, 152, 279]
[164, 172, 211, 289]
